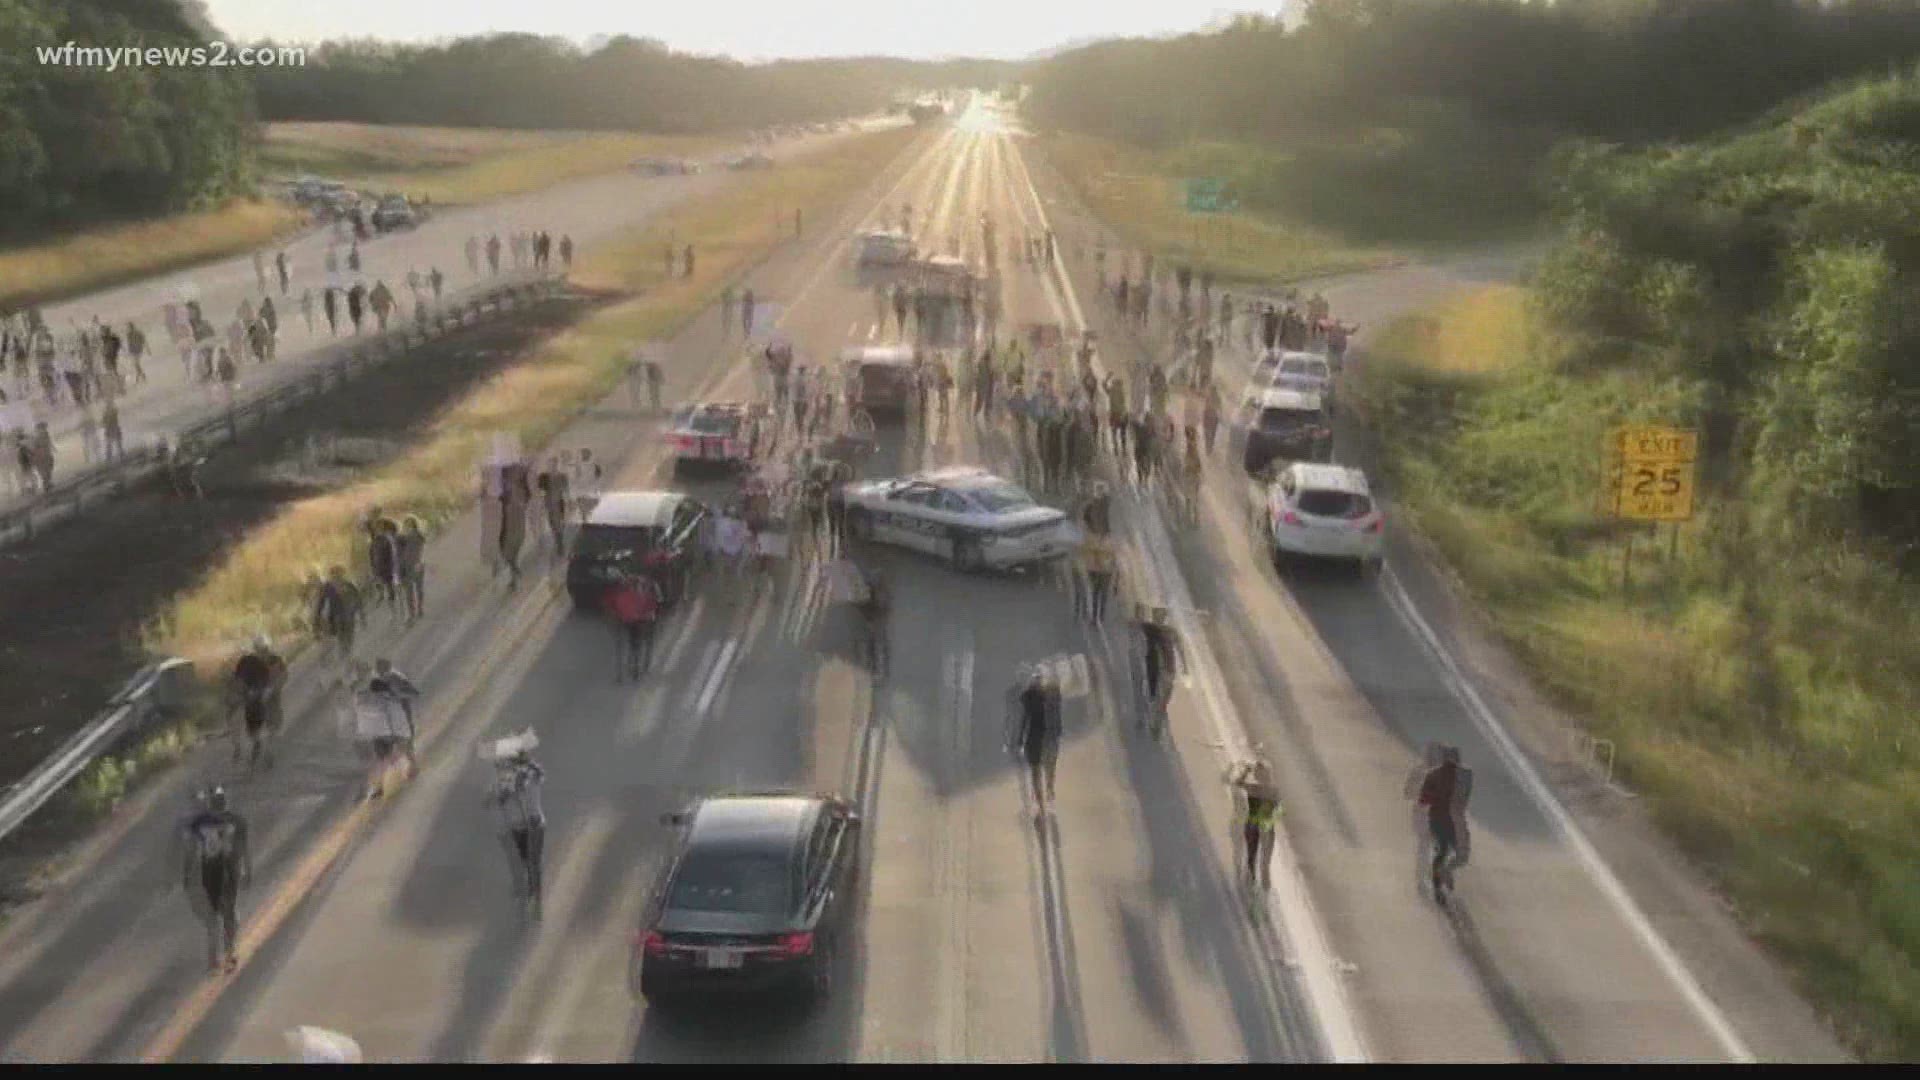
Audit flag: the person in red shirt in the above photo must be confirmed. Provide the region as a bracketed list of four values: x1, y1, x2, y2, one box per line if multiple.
[603, 572, 663, 682]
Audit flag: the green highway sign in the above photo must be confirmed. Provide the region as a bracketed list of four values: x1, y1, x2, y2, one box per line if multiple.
[1185, 177, 1236, 214]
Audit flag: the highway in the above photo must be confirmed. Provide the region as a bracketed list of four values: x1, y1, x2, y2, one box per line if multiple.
[0, 98, 1846, 1063]
[1, 122, 873, 519]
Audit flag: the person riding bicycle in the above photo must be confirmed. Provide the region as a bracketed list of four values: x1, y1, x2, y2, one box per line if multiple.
[1134, 605, 1184, 737]
[180, 785, 251, 974]
[229, 635, 287, 771]
[1417, 745, 1472, 905]
[1227, 757, 1281, 890]
[485, 730, 546, 918]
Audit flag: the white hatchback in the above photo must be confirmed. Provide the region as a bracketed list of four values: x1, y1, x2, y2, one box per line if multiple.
[1256, 462, 1383, 573]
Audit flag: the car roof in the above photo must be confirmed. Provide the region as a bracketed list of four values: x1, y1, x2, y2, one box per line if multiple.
[1246, 386, 1325, 410]
[1288, 462, 1371, 495]
[1278, 353, 1329, 369]
[842, 345, 916, 364]
[677, 401, 751, 419]
[913, 465, 1004, 489]
[863, 229, 910, 241]
[586, 491, 683, 529]
[685, 795, 821, 853]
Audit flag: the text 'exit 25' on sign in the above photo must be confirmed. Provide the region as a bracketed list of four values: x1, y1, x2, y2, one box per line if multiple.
[1604, 425, 1698, 522]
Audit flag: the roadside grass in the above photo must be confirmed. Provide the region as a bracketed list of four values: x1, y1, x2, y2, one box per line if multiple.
[1036, 131, 1399, 286]
[147, 126, 917, 671]
[261, 122, 730, 205]
[1353, 287, 1920, 1059]
[72, 716, 207, 819]
[0, 199, 302, 312]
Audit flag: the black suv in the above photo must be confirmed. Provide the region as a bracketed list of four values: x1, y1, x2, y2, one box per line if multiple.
[633, 793, 861, 1006]
[565, 491, 706, 610]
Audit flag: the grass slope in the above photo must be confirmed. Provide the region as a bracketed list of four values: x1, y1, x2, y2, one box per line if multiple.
[1353, 287, 1920, 1060]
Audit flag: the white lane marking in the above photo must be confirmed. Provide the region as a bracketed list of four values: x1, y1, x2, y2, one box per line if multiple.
[622, 683, 669, 739]
[1379, 570, 1755, 1062]
[659, 596, 706, 674]
[681, 640, 721, 713]
[933, 637, 975, 1062]
[1002, 129, 1371, 1064]
[695, 638, 739, 717]
[517, 813, 621, 1060]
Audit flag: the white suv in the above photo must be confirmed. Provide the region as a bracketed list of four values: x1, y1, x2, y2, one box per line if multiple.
[1256, 462, 1383, 574]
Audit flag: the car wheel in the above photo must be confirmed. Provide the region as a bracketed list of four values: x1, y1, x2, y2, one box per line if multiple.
[849, 508, 874, 541]
[951, 537, 984, 573]
[1361, 555, 1383, 579]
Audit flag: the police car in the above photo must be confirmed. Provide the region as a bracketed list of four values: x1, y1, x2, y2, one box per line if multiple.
[839, 466, 1079, 572]
[667, 402, 762, 474]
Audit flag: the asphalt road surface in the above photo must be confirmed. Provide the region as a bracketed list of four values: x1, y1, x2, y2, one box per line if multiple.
[0, 98, 1847, 1063]
[0, 121, 878, 518]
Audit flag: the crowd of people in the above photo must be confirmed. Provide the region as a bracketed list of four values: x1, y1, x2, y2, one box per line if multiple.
[1, 222, 575, 503]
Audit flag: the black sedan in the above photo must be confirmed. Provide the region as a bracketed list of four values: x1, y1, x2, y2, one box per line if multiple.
[633, 793, 861, 1006]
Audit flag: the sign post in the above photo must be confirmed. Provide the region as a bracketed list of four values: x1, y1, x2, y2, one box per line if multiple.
[1601, 425, 1699, 592]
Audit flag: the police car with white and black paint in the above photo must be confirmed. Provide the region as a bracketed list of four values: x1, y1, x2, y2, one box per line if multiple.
[838, 466, 1079, 572]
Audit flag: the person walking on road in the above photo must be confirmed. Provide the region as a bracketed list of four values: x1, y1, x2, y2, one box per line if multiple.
[486, 233, 502, 276]
[1228, 758, 1281, 891]
[466, 235, 481, 277]
[322, 287, 338, 336]
[313, 564, 362, 666]
[605, 571, 663, 682]
[346, 283, 366, 335]
[487, 731, 546, 919]
[538, 458, 571, 555]
[683, 244, 696, 279]
[398, 516, 427, 622]
[369, 281, 395, 332]
[253, 251, 268, 293]
[559, 235, 573, 271]
[29, 421, 53, 493]
[645, 359, 663, 412]
[126, 321, 148, 384]
[1007, 666, 1063, 819]
[179, 786, 251, 974]
[102, 399, 124, 462]
[228, 635, 287, 771]
[347, 242, 361, 274]
[276, 250, 290, 295]
[721, 285, 737, 339]
[369, 516, 401, 618]
[370, 658, 422, 781]
[1133, 605, 1184, 739]
[740, 288, 756, 339]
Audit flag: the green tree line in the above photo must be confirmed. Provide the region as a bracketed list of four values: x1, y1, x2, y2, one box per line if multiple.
[248, 35, 1015, 132]
[0, 0, 256, 235]
[1021, 0, 1920, 240]
[1537, 68, 1920, 559]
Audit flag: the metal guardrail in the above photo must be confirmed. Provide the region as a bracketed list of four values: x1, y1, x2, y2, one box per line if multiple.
[0, 272, 564, 547]
[0, 273, 568, 845]
[0, 657, 196, 842]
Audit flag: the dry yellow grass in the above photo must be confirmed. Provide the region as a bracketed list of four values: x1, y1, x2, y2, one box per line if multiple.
[0, 199, 301, 311]
[262, 121, 731, 205]
[150, 127, 917, 670]
[1036, 131, 1399, 285]
[1372, 285, 1532, 375]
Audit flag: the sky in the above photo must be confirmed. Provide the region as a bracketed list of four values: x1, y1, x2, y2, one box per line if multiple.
[199, 1, 1278, 62]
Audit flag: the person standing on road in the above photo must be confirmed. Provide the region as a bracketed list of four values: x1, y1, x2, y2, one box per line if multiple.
[253, 251, 268, 293]
[369, 517, 402, 618]
[559, 235, 573, 271]
[179, 786, 251, 974]
[1133, 605, 1184, 739]
[466, 235, 481, 277]
[486, 234, 502, 276]
[604, 571, 663, 682]
[741, 288, 756, 339]
[487, 732, 546, 919]
[429, 266, 445, 302]
[369, 281, 395, 332]
[102, 399, 124, 462]
[1228, 758, 1280, 891]
[398, 516, 427, 622]
[538, 457, 571, 555]
[313, 564, 362, 666]
[125, 321, 148, 384]
[229, 635, 287, 771]
[1007, 667, 1062, 819]
[29, 421, 53, 492]
[346, 283, 366, 335]
[890, 283, 909, 339]
[321, 287, 337, 336]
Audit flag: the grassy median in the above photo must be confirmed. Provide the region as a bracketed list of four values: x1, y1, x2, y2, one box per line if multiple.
[0, 199, 303, 312]
[147, 126, 917, 670]
[261, 122, 731, 205]
[1352, 287, 1920, 1059]
[1034, 131, 1401, 286]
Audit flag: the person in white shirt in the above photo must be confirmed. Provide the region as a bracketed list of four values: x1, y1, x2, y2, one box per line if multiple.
[715, 508, 750, 579]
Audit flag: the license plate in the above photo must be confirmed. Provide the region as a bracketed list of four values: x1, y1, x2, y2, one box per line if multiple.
[703, 440, 721, 459]
[700, 949, 743, 970]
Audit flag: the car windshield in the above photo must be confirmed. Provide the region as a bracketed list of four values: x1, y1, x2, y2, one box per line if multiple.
[862, 363, 912, 386]
[962, 480, 1035, 514]
[684, 411, 740, 435]
[574, 523, 658, 559]
[1297, 489, 1371, 518]
[665, 850, 793, 915]
[1258, 407, 1320, 434]
[1280, 359, 1326, 379]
